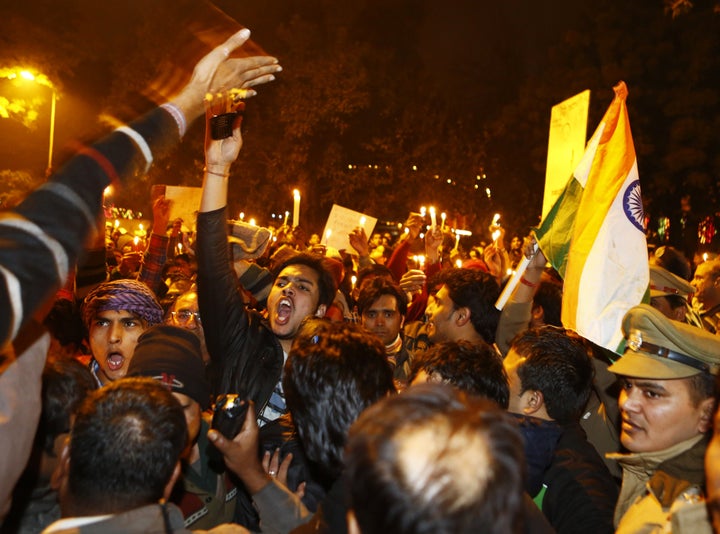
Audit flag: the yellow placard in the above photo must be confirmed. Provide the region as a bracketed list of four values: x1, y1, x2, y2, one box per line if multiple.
[543, 90, 590, 219]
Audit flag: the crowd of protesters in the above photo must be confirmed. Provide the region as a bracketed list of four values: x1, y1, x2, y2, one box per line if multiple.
[5, 27, 720, 534]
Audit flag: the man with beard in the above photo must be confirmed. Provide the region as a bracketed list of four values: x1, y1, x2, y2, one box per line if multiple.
[691, 259, 720, 333]
[81, 279, 164, 386]
[196, 108, 335, 426]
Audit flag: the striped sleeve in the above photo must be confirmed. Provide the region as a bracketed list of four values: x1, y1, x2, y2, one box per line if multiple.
[0, 107, 182, 348]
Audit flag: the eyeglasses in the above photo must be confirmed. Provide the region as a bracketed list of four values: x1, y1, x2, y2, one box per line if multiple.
[171, 309, 201, 325]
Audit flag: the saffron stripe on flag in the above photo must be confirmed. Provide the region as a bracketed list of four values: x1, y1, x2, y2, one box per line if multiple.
[535, 82, 648, 352]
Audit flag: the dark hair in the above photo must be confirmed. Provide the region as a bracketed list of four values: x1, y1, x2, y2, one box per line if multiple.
[173, 253, 192, 264]
[357, 278, 408, 317]
[39, 359, 97, 455]
[345, 383, 525, 534]
[357, 264, 395, 288]
[509, 326, 594, 425]
[532, 281, 563, 327]
[692, 372, 718, 406]
[283, 320, 396, 482]
[277, 252, 338, 308]
[409, 341, 509, 408]
[651, 294, 687, 312]
[652, 246, 691, 281]
[43, 298, 85, 348]
[66, 378, 187, 515]
[441, 268, 500, 344]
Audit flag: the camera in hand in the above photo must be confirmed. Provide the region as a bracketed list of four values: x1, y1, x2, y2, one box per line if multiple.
[211, 394, 249, 439]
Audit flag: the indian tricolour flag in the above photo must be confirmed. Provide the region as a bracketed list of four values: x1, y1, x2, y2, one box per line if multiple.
[534, 82, 648, 353]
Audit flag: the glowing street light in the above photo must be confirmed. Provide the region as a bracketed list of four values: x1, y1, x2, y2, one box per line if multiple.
[0, 66, 58, 175]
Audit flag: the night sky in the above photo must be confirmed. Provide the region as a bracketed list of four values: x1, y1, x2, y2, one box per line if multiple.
[3, 0, 719, 235]
[1, 0, 582, 170]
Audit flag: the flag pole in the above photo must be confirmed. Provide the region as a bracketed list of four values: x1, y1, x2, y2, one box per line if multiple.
[495, 242, 538, 310]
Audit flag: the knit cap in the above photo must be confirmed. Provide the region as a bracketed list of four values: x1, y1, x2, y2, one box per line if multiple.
[127, 325, 211, 410]
[228, 220, 272, 261]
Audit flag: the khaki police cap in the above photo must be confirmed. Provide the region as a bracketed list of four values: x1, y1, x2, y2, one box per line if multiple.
[608, 303, 720, 379]
[649, 264, 694, 300]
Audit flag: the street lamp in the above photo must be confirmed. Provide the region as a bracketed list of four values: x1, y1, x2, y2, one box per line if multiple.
[0, 67, 58, 175]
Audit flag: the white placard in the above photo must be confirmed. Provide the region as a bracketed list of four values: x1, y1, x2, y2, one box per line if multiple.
[321, 204, 378, 252]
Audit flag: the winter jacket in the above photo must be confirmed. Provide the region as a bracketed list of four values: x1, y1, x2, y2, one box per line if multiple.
[611, 434, 712, 533]
[196, 207, 284, 416]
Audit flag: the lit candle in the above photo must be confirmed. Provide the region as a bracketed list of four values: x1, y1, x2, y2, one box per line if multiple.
[325, 228, 332, 245]
[249, 218, 256, 226]
[114, 219, 120, 228]
[704, 253, 709, 262]
[420, 206, 427, 217]
[455, 259, 463, 268]
[133, 236, 140, 251]
[441, 212, 446, 231]
[492, 213, 501, 226]
[293, 190, 301, 228]
[284, 211, 289, 226]
[239, 212, 245, 221]
[418, 255, 426, 269]
[492, 229, 501, 243]
[351, 275, 357, 290]
[359, 216, 366, 227]
[178, 242, 183, 254]
[429, 207, 437, 233]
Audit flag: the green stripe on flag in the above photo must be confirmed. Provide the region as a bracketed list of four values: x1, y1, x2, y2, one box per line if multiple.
[534, 176, 584, 279]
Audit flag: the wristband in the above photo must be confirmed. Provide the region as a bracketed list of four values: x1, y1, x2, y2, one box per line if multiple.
[204, 168, 229, 178]
[160, 102, 187, 138]
[519, 276, 538, 288]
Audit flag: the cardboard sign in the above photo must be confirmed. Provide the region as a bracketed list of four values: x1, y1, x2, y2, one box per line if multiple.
[543, 90, 590, 219]
[151, 185, 202, 232]
[321, 204, 378, 252]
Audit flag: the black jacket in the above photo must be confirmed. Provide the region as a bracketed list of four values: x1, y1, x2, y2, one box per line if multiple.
[197, 207, 284, 416]
[542, 423, 619, 534]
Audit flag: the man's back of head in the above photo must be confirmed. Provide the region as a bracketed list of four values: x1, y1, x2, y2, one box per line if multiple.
[409, 340, 509, 408]
[283, 319, 396, 482]
[59, 377, 187, 517]
[345, 383, 525, 534]
[506, 326, 594, 425]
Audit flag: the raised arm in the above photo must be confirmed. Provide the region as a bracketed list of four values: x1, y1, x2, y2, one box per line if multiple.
[137, 195, 171, 295]
[0, 29, 279, 348]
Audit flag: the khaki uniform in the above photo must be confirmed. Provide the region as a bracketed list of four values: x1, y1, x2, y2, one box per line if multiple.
[611, 436, 711, 533]
[608, 304, 720, 532]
